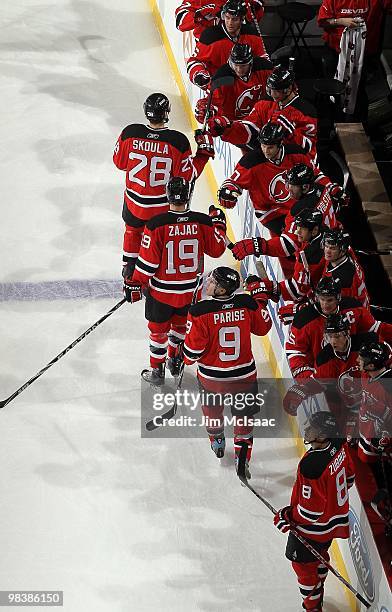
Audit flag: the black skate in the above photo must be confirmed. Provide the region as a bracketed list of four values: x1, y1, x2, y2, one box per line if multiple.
[211, 434, 226, 459]
[236, 456, 251, 480]
[167, 356, 183, 377]
[141, 363, 165, 386]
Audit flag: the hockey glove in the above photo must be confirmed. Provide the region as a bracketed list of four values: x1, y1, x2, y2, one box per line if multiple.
[195, 97, 217, 124]
[123, 278, 143, 303]
[207, 115, 232, 137]
[194, 4, 218, 23]
[278, 303, 300, 325]
[274, 506, 293, 533]
[218, 181, 241, 209]
[231, 237, 267, 261]
[329, 183, 350, 211]
[195, 129, 214, 157]
[245, 275, 280, 303]
[193, 71, 211, 90]
[271, 112, 295, 136]
[283, 379, 322, 415]
[209, 205, 226, 233]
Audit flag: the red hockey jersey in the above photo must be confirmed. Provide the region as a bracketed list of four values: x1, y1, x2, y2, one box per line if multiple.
[279, 233, 325, 302]
[323, 256, 369, 308]
[187, 23, 267, 85]
[113, 124, 206, 222]
[318, 0, 392, 55]
[210, 57, 273, 120]
[132, 210, 226, 307]
[221, 95, 318, 158]
[286, 297, 384, 378]
[315, 331, 378, 379]
[223, 144, 327, 226]
[183, 293, 272, 382]
[359, 368, 392, 443]
[290, 439, 355, 543]
[175, 0, 265, 41]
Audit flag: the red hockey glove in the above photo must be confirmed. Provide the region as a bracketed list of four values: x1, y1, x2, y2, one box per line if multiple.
[283, 379, 322, 416]
[123, 278, 142, 303]
[274, 506, 293, 533]
[231, 237, 267, 261]
[329, 183, 350, 211]
[195, 97, 218, 124]
[195, 129, 214, 157]
[209, 205, 226, 233]
[278, 303, 299, 325]
[218, 181, 241, 209]
[193, 70, 211, 90]
[207, 115, 232, 137]
[271, 112, 295, 136]
[245, 275, 280, 304]
[194, 4, 218, 23]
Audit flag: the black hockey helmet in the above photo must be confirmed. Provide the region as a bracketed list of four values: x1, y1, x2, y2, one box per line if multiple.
[315, 277, 341, 300]
[286, 163, 315, 187]
[166, 176, 190, 204]
[295, 208, 323, 230]
[324, 313, 350, 335]
[143, 93, 171, 123]
[258, 122, 285, 145]
[306, 411, 340, 440]
[321, 228, 350, 252]
[358, 341, 390, 369]
[222, 0, 247, 17]
[266, 66, 295, 92]
[229, 43, 253, 65]
[212, 267, 241, 295]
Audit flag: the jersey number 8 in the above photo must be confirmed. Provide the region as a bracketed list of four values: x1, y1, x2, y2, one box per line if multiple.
[128, 153, 172, 188]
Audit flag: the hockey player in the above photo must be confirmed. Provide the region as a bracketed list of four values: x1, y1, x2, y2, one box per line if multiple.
[113, 92, 214, 278]
[187, 0, 267, 90]
[194, 44, 273, 125]
[357, 341, 392, 463]
[321, 228, 369, 307]
[218, 124, 329, 236]
[274, 411, 355, 611]
[123, 177, 226, 385]
[208, 65, 318, 159]
[175, 0, 265, 42]
[183, 268, 272, 475]
[285, 277, 390, 379]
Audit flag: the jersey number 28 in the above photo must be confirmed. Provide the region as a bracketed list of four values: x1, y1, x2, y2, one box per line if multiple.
[128, 153, 172, 187]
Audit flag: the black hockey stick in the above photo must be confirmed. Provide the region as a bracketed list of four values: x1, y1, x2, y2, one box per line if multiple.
[201, 75, 235, 133]
[0, 298, 126, 410]
[244, 0, 264, 44]
[356, 248, 392, 256]
[237, 443, 371, 609]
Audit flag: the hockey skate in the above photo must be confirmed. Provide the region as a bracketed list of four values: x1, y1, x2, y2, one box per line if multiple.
[211, 434, 226, 459]
[166, 356, 183, 377]
[141, 363, 165, 386]
[235, 456, 251, 480]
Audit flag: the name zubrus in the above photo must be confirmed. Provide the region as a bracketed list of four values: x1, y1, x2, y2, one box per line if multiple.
[152, 390, 266, 412]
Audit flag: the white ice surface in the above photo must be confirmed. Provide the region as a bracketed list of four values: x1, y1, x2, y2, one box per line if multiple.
[0, 1, 349, 610]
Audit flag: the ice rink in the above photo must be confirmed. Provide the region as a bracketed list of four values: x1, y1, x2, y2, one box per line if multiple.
[0, 1, 349, 610]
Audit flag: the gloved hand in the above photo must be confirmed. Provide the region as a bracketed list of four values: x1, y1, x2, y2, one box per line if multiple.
[195, 97, 218, 124]
[194, 4, 218, 23]
[207, 115, 232, 136]
[195, 129, 214, 157]
[329, 183, 350, 210]
[123, 278, 143, 303]
[274, 506, 293, 533]
[278, 303, 298, 325]
[217, 181, 241, 209]
[209, 205, 226, 233]
[194, 71, 211, 90]
[231, 237, 267, 260]
[282, 380, 322, 415]
[245, 275, 280, 303]
[271, 111, 295, 135]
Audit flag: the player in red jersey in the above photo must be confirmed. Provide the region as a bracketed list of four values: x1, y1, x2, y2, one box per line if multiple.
[285, 277, 391, 378]
[274, 411, 355, 611]
[357, 341, 392, 463]
[124, 177, 226, 385]
[218, 124, 329, 236]
[183, 268, 272, 475]
[187, 0, 267, 90]
[175, 0, 264, 42]
[194, 44, 272, 125]
[208, 66, 318, 159]
[113, 93, 214, 278]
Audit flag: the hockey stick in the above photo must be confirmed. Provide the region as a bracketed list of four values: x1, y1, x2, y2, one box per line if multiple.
[356, 248, 392, 256]
[0, 298, 126, 410]
[370, 304, 392, 312]
[236, 443, 371, 609]
[145, 271, 203, 432]
[201, 75, 235, 133]
[244, 0, 264, 43]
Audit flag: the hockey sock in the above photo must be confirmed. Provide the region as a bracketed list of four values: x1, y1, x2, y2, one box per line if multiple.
[202, 405, 224, 438]
[123, 224, 144, 268]
[234, 429, 254, 462]
[148, 322, 170, 368]
[167, 325, 186, 359]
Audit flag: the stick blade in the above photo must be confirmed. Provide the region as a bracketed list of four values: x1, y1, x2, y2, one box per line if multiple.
[255, 259, 268, 279]
[145, 401, 178, 432]
[236, 442, 250, 487]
